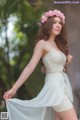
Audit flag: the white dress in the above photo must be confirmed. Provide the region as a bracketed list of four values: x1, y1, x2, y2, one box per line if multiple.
[6, 48, 73, 120]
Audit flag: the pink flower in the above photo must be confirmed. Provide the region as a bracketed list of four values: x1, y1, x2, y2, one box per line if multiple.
[53, 10, 61, 16]
[45, 12, 49, 17]
[40, 9, 65, 24]
[48, 10, 54, 17]
[41, 15, 47, 23]
[61, 13, 65, 20]
[53, 10, 65, 24]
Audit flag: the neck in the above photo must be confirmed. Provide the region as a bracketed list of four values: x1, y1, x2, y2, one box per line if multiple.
[48, 34, 56, 42]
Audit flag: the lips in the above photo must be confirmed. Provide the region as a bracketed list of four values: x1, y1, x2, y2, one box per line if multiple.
[55, 29, 60, 32]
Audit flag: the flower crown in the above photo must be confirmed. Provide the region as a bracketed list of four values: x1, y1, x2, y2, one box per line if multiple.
[41, 9, 65, 24]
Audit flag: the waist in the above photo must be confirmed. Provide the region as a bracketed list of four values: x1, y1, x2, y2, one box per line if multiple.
[45, 71, 67, 84]
[46, 70, 65, 74]
[45, 66, 65, 73]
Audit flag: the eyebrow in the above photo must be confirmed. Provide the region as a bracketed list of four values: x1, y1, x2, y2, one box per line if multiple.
[53, 19, 62, 22]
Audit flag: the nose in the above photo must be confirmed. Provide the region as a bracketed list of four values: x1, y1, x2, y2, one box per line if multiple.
[56, 22, 61, 28]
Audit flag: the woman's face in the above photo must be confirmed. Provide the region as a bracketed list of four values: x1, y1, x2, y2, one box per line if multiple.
[51, 17, 62, 36]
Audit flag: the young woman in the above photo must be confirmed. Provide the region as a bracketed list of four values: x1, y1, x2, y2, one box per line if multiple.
[3, 10, 78, 120]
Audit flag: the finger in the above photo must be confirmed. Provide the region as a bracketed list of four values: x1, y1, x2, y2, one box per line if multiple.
[68, 57, 72, 60]
[67, 59, 71, 63]
[66, 60, 70, 64]
[7, 96, 11, 99]
[6, 93, 11, 98]
[66, 61, 69, 64]
[5, 94, 11, 99]
[8, 94, 13, 99]
[67, 55, 73, 58]
[67, 59, 70, 62]
[5, 92, 11, 99]
[67, 57, 72, 61]
[9, 95, 12, 99]
[3, 92, 7, 99]
[68, 58, 72, 61]
[67, 57, 72, 60]
[67, 59, 71, 62]
[70, 56, 73, 59]
[5, 94, 8, 99]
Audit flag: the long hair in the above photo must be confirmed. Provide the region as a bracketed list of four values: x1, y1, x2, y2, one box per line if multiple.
[34, 16, 69, 72]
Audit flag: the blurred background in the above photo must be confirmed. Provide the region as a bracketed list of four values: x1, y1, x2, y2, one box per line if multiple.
[0, 0, 80, 118]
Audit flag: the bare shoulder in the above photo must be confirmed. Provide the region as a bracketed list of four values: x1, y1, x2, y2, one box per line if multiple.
[34, 40, 46, 51]
[35, 40, 45, 47]
[34, 40, 50, 57]
[40, 40, 53, 56]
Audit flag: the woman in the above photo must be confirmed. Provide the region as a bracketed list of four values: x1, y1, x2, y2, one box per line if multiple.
[3, 9, 78, 120]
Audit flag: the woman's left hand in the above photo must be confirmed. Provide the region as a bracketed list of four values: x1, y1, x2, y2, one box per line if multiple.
[41, 65, 46, 73]
[66, 54, 73, 64]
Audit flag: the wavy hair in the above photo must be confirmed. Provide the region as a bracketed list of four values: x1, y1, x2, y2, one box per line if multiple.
[34, 16, 69, 72]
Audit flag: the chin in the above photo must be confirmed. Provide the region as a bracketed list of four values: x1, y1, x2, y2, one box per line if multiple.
[54, 32, 60, 36]
[52, 31, 60, 36]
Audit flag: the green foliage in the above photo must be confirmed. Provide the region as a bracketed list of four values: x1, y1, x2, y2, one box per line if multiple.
[0, 0, 60, 111]
[0, 0, 48, 111]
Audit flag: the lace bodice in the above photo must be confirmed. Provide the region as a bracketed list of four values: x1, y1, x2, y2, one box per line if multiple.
[42, 49, 66, 73]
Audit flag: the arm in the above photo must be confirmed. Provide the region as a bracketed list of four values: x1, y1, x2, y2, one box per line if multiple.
[64, 54, 73, 72]
[12, 41, 44, 91]
[3, 40, 45, 99]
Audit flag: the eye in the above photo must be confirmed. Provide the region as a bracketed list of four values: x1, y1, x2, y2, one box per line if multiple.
[59, 21, 62, 25]
[53, 21, 62, 25]
[53, 21, 56, 24]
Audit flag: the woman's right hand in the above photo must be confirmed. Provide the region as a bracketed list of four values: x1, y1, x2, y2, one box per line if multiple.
[3, 88, 16, 100]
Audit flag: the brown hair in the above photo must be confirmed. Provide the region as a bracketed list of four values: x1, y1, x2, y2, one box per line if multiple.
[34, 16, 69, 72]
